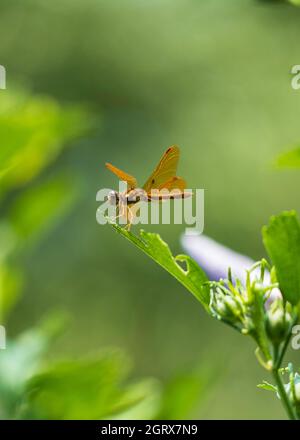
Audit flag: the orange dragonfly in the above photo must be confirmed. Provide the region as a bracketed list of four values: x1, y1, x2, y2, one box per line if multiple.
[105, 145, 190, 229]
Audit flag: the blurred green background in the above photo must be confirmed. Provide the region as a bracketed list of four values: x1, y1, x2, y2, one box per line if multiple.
[1, 0, 300, 419]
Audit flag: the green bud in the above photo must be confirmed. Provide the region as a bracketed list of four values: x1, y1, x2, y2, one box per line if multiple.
[246, 282, 265, 305]
[265, 300, 288, 344]
[210, 291, 238, 322]
[210, 292, 242, 324]
[224, 296, 240, 314]
[294, 382, 300, 403]
[214, 299, 228, 317]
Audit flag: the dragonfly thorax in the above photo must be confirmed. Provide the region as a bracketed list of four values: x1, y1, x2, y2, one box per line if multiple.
[126, 188, 148, 204]
[108, 188, 149, 207]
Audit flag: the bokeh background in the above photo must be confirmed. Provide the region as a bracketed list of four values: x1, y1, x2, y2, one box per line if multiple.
[1, 0, 300, 419]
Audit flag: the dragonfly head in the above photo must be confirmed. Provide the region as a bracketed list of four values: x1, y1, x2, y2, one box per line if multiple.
[107, 190, 119, 205]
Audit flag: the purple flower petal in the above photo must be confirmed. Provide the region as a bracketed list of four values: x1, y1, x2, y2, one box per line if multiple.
[181, 234, 255, 283]
[181, 233, 282, 307]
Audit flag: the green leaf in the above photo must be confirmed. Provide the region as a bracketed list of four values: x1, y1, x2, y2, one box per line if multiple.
[276, 147, 300, 168]
[8, 176, 77, 244]
[108, 379, 161, 420]
[109, 223, 210, 309]
[262, 211, 300, 305]
[0, 88, 91, 197]
[23, 351, 161, 420]
[257, 381, 277, 392]
[0, 312, 66, 418]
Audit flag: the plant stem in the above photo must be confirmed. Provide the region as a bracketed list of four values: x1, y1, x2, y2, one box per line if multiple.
[270, 313, 300, 420]
[272, 369, 296, 420]
[276, 316, 298, 369]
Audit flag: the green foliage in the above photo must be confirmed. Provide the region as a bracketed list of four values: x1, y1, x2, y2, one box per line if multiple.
[17, 345, 214, 420]
[0, 308, 214, 420]
[0, 87, 90, 322]
[0, 318, 214, 420]
[257, 381, 277, 392]
[0, 88, 90, 197]
[0, 87, 214, 421]
[3, 0, 300, 420]
[110, 223, 210, 309]
[0, 174, 79, 323]
[1, 315, 162, 420]
[260, 364, 300, 419]
[109, 216, 300, 418]
[209, 261, 280, 363]
[0, 313, 65, 418]
[262, 211, 300, 305]
[108, 378, 162, 420]
[22, 351, 160, 420]
[8, 176, 77, 244]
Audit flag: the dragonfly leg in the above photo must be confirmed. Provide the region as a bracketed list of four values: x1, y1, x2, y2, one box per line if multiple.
[124, 206, 135, 231]
[110, 203, 127, 223]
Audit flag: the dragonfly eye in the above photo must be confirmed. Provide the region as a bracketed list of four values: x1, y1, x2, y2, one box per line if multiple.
[107, 190, 119, 205]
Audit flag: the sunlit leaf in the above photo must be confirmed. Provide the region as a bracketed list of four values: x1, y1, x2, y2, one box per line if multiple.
[8, 176, 78, 244]
[257, 381, 277, 392]
[107, 379, 161, 420]
[262, 211, 300, 305]
[23, 351, 160, 420]
[0, 312, 66, 418]
[0, 88, 91, 196]
[109, 223, 210, 309]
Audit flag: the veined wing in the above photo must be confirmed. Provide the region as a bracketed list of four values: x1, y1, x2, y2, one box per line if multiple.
[105, 162, 137, 189]
[148, 177, 191, 200]
[142, 145, 180, 193]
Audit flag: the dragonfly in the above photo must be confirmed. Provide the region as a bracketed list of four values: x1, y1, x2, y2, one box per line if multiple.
[105, 145, 190, 229]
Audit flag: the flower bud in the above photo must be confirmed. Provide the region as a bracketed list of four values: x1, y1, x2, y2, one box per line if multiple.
[210, 291, 242, 323]
[294, 382, 300, 403]
[265, 300, 288, 344]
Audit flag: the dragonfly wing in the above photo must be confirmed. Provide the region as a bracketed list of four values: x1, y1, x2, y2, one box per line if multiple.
[142, 145, 180, 192]
[105, 162, 137, 189]
[148, 176, 189, 200]
[158, 176, 186, 191]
